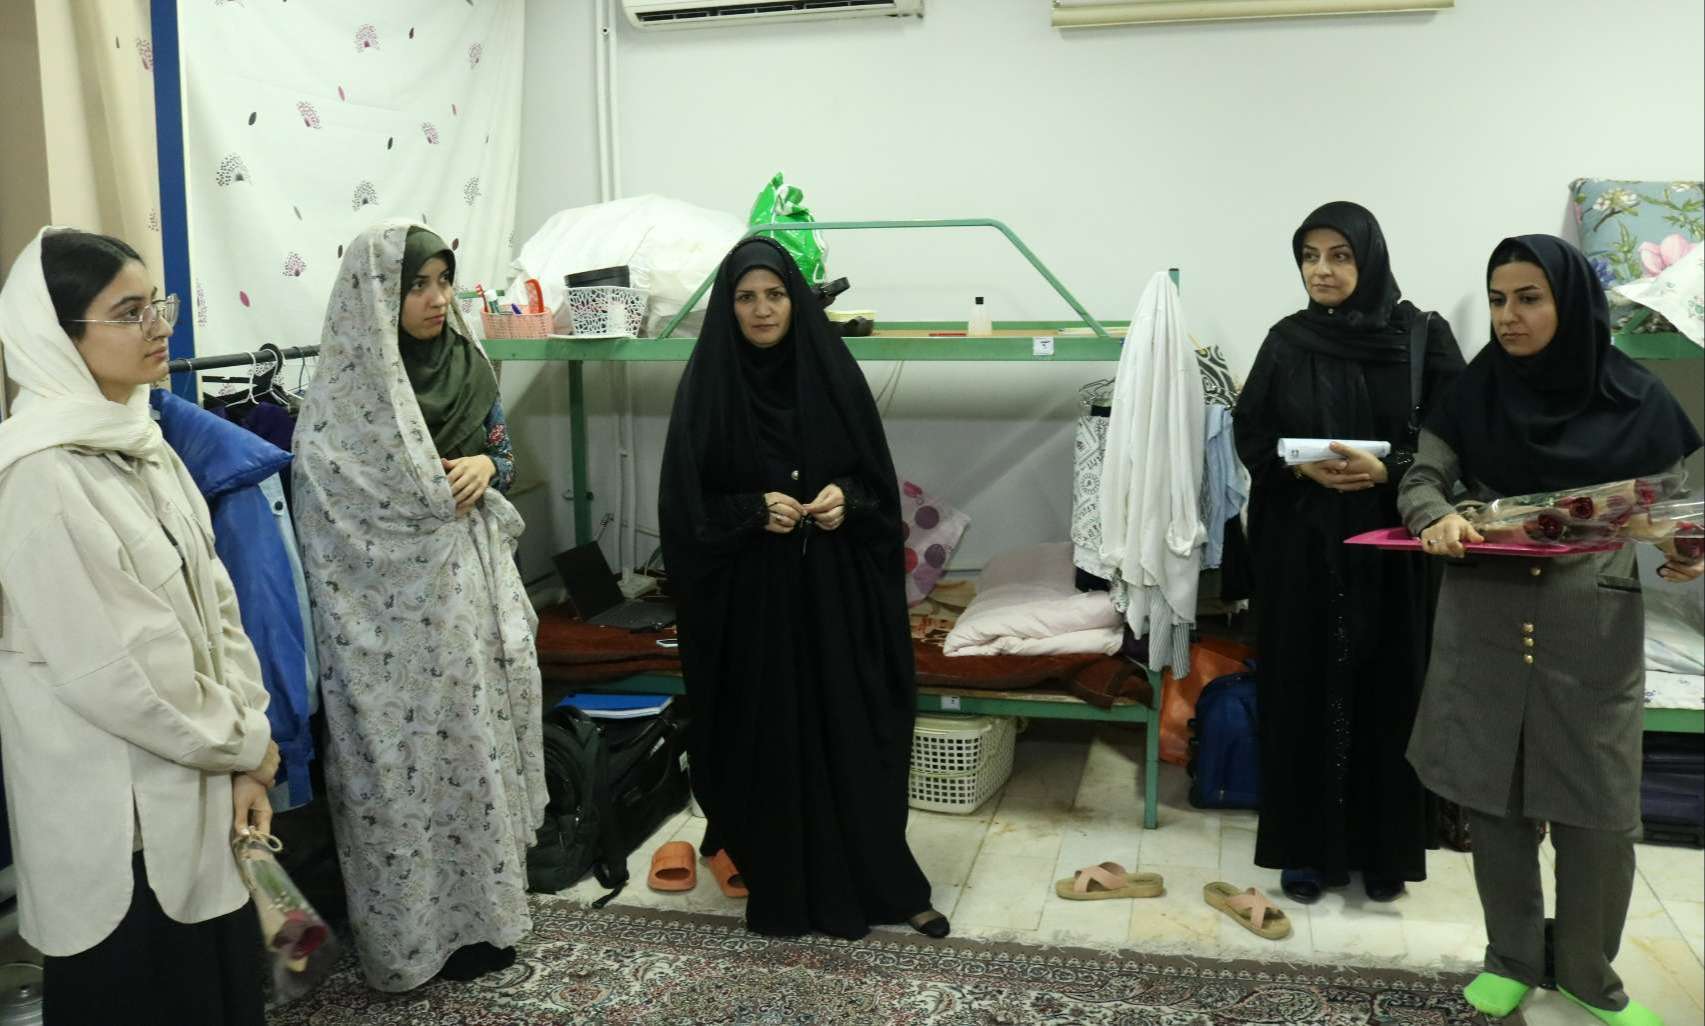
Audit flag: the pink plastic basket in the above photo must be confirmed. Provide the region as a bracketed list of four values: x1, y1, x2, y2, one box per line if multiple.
[480, 310, 553, 340]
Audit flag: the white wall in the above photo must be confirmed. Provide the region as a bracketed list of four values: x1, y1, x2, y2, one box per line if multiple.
[517, 0, 1705, 573]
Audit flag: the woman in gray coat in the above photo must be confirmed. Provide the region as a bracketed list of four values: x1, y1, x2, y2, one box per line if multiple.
[1399, 234, 1701, 1026]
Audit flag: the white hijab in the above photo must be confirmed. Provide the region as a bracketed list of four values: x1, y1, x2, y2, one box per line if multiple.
[0, 227, 170, 479]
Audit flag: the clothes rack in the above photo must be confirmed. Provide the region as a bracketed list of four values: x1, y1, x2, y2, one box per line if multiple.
[166, 343, 319, 376]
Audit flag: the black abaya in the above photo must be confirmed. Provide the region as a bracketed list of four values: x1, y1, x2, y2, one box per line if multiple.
[658, 238, 930, 938]
[1232, 202, 1465, 884]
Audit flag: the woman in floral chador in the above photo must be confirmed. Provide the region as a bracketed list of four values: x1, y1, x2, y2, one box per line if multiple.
[1401, 235, 1702, 1026]
[294, 222, 544, 992]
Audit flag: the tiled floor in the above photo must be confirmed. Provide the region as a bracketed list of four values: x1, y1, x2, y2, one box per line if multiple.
[563, 722, 1705, 1026]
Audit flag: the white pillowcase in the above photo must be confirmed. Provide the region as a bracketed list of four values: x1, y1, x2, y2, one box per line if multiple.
[1615, 245, 1703, 347]
[943, 543, 1124, 657]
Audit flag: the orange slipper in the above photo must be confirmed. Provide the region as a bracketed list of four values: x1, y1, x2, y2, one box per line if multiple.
[647, 841, 696, 893]
[706, 849, 749, 898]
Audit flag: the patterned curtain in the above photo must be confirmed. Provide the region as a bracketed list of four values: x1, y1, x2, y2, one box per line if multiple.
[179, 2, 525, 358]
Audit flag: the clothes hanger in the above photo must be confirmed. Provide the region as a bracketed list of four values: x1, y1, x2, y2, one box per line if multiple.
[1079, 379, 1115, 409]
[201, 351, 262, 403]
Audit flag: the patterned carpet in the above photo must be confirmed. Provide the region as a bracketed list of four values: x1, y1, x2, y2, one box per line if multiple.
[268, 898, 1509, 1025]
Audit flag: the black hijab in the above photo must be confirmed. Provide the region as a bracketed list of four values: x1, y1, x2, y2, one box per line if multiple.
[659, 236, 902, 591]
[725, 240, 800, 469]
[1272, 200, 1416, 363]
[396, 227, 499, 460]
[1428, 234, 1701, 495]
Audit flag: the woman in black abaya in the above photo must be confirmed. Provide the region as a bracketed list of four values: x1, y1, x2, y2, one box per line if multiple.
[658, 237, 946, 940]
[1233, 202, 1465, 904]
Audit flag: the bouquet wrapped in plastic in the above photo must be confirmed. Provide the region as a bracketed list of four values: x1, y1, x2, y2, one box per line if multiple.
[232, 830, 339, 1003]
[1464, 471, 1703, 556]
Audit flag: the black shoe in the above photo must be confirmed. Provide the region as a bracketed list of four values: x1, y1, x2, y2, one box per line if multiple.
[1363, 876, 1405, 902]
[1280, 868, 1323, 905]
[909, 910, 950, 938]
[437, 942, 518, 982]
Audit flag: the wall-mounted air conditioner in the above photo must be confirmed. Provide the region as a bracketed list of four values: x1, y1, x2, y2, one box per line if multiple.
[623, 0, 923, 31]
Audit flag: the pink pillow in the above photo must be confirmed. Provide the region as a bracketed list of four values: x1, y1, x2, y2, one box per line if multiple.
[899, 480, 971, 606]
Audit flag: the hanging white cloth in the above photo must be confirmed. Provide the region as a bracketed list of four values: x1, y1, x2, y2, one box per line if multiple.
[1097, 272, 1205, 676]
[292, 220, 545, 992]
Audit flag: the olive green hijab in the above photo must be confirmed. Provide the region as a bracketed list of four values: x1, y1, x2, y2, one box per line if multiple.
[397, 227, 499, 460]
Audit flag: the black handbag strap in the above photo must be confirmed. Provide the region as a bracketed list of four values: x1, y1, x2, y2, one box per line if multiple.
[1406, 311, 1433, 439]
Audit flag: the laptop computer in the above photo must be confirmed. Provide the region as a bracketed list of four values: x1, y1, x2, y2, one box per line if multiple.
[553, 543, 676, 630]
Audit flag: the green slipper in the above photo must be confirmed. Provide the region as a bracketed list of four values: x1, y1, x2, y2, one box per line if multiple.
[1559, 988, 1663, 1026]
[1464, 973, 1531, 1018]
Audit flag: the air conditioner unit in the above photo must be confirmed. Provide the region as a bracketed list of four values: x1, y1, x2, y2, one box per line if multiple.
[623, 0, 923, 31]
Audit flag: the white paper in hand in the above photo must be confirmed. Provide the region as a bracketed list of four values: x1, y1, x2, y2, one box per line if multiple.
[1278, 438, 1392, 466]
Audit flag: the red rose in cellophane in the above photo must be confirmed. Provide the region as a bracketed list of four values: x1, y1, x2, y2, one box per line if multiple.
[1524, 511, 1568, 544]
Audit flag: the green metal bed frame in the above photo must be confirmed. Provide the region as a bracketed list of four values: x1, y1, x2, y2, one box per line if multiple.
[486, 217, 1169, 828]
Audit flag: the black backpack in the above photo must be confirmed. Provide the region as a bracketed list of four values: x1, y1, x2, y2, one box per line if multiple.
[525, 707, 629, 905]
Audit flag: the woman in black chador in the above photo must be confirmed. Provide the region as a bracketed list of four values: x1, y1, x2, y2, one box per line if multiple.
[1233, 201, 1464, 904]
[659, 237, 946, 940]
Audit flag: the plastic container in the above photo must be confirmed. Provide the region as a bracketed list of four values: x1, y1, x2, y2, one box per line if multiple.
[907, 713, 1016, 814]
[968, 296, 993, 336]
[565, 285, 649, 337]
[0, 962, 42, 1026]
[566, 265, 631, 289]
[480, 310, 554, 339]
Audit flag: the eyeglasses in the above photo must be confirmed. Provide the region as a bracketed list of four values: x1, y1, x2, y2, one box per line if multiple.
[65, 294, 180, 333]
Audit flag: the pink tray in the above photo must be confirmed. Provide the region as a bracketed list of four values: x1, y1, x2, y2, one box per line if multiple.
[1344, 526, 1621, 557]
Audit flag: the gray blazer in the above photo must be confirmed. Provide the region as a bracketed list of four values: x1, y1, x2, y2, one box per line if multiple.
[1398, 431, 1650, 832]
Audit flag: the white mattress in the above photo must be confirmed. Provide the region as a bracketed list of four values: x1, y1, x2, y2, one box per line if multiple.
[1645, 589, 1704, 676]
[1646, 670, 1705, 711]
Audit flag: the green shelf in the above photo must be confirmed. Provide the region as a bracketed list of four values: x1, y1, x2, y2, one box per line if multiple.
[488, 218, 1141, 547]
[483, 330, 1127, 364]
[1645, 707, 1705, 734]
[1612, 332, 1701, 361]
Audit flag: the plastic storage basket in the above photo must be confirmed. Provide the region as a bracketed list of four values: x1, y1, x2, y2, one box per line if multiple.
[565, 285, 649, 337]
[480, 310, 554, 339]
[908, 713, 1017, 815]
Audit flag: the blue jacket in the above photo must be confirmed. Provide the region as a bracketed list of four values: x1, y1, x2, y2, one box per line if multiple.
[151, 390, 314, 806]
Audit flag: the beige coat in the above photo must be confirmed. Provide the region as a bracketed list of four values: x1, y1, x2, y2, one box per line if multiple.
[0, 444, 271, 956]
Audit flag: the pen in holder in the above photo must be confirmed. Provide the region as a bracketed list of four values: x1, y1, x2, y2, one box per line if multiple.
[232, 830, 339, 1003]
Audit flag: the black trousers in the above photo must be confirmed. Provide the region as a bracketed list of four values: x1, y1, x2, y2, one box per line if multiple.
[42, 852, 266, 1026]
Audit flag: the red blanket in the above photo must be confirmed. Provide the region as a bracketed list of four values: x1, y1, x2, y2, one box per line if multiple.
[534, 605, 1148, 707]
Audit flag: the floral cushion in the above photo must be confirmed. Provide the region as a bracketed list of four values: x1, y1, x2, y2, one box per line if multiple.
[1571, 178, 1703, 336]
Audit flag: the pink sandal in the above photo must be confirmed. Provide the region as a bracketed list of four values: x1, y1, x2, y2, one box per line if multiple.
[1054, 862, 1165, 900]
[1203, 882, 1291, 939]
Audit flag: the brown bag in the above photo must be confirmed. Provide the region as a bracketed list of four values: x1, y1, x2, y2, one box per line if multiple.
[1159, 637, 1255, 767]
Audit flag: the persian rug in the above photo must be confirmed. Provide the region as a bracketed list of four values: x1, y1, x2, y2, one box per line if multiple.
[268, 898, 1509, 1025]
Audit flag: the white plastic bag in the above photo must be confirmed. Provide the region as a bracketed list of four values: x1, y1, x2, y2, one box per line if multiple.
[507, 195, 745, 337]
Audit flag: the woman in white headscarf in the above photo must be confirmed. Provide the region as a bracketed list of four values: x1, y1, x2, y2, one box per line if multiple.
[0, 228, 276, 1024]
[293, 220, 545, 992]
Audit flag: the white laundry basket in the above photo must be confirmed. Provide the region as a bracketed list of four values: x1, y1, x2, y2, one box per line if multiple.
[907, 713, 1017, 815]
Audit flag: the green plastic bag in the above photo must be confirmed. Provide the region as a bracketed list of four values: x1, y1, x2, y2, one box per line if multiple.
[748, 172, 827, 285]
